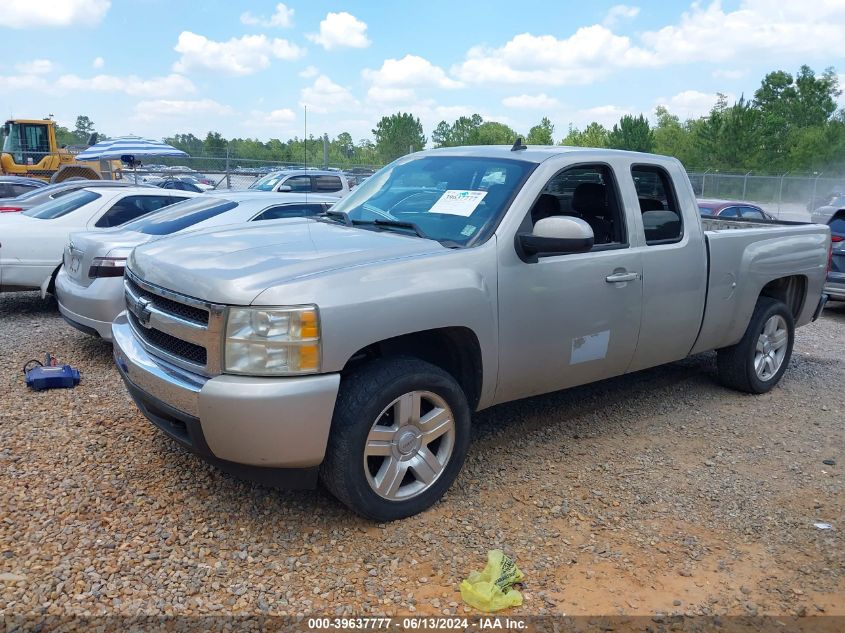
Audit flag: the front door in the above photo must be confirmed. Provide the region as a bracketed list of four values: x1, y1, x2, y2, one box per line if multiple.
[495, 163, 643, 403]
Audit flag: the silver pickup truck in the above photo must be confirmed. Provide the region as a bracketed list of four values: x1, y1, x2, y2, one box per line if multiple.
[112, 146, 830, 521]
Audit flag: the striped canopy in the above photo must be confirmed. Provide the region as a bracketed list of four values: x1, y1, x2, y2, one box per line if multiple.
[75, 136, 188, 161]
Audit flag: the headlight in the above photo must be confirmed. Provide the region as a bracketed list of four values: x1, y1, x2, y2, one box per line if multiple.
[224, 306, 321, 375]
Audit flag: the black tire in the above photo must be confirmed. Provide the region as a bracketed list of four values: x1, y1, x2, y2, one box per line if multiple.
[320, 357, 471, 521]
[717, 296, 795, 394]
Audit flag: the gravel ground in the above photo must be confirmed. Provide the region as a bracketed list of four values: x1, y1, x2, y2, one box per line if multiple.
[1, 291, 843, 619]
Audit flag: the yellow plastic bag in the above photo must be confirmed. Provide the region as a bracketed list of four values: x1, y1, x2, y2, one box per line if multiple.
[460, 550, 525, 612]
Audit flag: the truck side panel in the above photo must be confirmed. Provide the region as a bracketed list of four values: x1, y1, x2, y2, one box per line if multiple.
[690, 226, 829, 355]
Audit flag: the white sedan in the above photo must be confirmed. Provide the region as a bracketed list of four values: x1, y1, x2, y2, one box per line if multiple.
[0, 186, 197, 295]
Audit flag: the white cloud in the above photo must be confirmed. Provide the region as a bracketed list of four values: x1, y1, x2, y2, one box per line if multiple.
[15, 59, 54, 74]
[133, 99, 233, 122]
[0, 72, 194, 98]
[92, 57, 105, 69]
[452, 1, 845, 87]
[307, 12, 370, 50]
[641, 0, 845, 64]
[603, 4, 640, 28]
[57, 73, 195, 98]
[299, 75, 358, 113]
[574, 105, 633, 128]
[299, 65, 319, 79]
[363, 55, 462, 102]
[452, 28, 655, 85]
[655, 90, 731, 119]
[0, 0, 110, 28]
[240, 3, 293, 28]
[502, 93, 561, 109]
[0, 74, 50, 92]
[173, 31, 305, 76]
[245, 108, 298, 132]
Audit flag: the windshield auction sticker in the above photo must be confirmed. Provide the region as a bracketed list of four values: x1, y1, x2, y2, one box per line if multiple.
[430, 190, 487, 216]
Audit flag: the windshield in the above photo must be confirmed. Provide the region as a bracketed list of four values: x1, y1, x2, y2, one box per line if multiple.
[250, 172, 285, 191]
[121, 198, 238, 235]
[328, 156, 534, 246]
[23, 189, 101, 219]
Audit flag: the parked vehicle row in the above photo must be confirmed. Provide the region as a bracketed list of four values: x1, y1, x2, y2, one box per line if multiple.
[0, 186, 196, 294]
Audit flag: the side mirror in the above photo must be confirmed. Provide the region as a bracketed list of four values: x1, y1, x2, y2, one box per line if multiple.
[278, 184, 293, 192]
[518, 216, 594, 260]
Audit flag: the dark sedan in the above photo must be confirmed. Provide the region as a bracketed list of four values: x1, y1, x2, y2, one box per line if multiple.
[0, 175, 46, 201]
[698, 199, 775, 220]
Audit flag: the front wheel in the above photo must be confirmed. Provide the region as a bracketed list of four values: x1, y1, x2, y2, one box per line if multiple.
[320, 357, 471, 521]
[717, 296, 795, 394]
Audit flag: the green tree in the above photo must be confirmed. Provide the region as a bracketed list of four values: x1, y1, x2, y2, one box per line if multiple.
[471, 121, 518, 145]
[203, 131, 227, 157]
[526, 117, 554, 145]
[754, 65, 842, 169]
[372, 112, 426, 162]
[432, 121, 452, 147]
[73, 115, 97, 143]
[560, 122, 610, 147]
[54, 124, 76, 148]
[607, 114, 654, 152]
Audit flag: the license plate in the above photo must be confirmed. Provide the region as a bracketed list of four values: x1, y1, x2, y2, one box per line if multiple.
[69, 256, 81, 274]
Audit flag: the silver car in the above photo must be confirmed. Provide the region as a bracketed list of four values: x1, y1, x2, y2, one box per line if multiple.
[811, 194, 845, 225]
[56, 192, 335, 340]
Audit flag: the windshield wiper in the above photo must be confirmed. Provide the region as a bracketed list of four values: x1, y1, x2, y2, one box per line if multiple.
[318, 209, 352, 226]
[370, 218, 429, 239]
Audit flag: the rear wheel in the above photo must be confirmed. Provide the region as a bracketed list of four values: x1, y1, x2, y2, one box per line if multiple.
[320, 357, 471, 521]
[717, 296, 794, 394]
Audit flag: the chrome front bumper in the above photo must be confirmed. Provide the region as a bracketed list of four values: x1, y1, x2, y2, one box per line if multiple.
[112, 313, 340, 468]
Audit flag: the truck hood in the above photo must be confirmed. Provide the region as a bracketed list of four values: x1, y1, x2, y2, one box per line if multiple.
[128, 218, 447, 305]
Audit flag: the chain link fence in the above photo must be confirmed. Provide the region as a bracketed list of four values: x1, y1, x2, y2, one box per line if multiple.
[688, 171, 845, 221]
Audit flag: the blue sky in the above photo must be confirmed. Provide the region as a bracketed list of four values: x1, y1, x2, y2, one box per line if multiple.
[1, 0, 843, 145]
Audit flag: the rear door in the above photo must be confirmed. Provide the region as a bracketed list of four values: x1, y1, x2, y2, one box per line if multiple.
[626, 163, 708, 372]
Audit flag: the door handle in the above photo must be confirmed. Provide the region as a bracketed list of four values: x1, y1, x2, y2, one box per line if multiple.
[605, 271, 640, 283]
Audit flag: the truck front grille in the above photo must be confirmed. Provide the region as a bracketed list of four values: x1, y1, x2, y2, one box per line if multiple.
[124, 269, 225, 376]
[126, 278, 209, 325]
[127, 312, 208, 365]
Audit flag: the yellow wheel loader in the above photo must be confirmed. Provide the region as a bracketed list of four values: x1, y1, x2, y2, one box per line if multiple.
[1, 119, 122, 183]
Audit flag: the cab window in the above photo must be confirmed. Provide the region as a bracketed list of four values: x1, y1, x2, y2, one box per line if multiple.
[528, 164, 627, 248]
[632, 165, 683, 245]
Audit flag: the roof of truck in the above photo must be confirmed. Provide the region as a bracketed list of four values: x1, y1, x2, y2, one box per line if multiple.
[421, 145, 680, 164]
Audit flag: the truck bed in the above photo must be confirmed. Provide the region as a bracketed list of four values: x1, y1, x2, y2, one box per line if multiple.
[690, 217, 829, 355]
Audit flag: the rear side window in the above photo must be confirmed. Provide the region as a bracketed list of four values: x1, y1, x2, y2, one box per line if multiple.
[95, 194, 177, 228]
[255, 203, 327, 221]
[23, 189, 101, 219]
[632, 165, 683, 245]
[312, 175, 343, 193]
[720, 207, 740, 217]
[121, 199, 238, 235]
